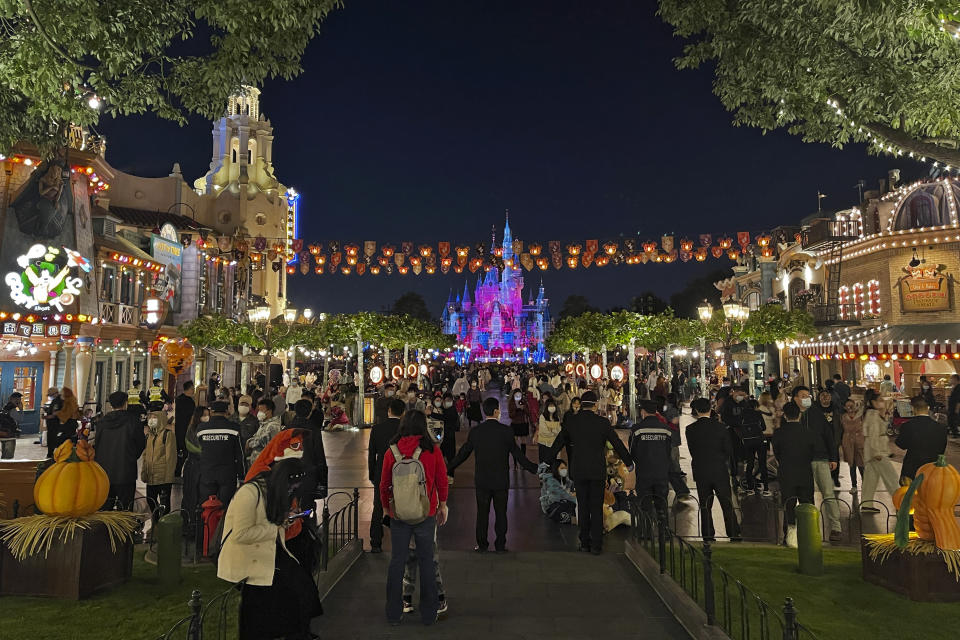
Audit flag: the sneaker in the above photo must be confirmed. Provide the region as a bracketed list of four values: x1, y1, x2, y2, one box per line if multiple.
[437, 597, 448, 614]
[402, 599, 414, 614]
[829, 530, 843, 543]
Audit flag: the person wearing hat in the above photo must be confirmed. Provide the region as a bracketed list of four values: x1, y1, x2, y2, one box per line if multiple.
[549, 390, 634, 555]
[197, 400, 246, 507]
[232, 394, 259, 443]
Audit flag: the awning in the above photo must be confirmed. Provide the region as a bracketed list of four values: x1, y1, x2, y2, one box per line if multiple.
[791, 323, 960, 357]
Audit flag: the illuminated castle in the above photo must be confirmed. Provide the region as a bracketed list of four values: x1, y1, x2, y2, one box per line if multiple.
[441, 215, 551, 362]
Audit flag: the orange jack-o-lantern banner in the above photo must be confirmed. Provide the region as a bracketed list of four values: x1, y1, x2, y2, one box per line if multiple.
[232, 230, 784, 275]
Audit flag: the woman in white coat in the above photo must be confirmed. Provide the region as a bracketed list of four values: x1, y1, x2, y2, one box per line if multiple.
[860, 389, 899, 512]
[218, 456, 322, 639]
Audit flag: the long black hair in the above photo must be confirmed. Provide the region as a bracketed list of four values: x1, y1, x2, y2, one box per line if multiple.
[390, 409, 435, 452]
[264, 458, 306, 525]
[863, 388, 881, 411]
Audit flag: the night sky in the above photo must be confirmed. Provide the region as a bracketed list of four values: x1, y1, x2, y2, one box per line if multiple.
[97, 0, 919, 317]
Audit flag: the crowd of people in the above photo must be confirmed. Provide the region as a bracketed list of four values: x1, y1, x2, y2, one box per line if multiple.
[0, 358, 957, 636]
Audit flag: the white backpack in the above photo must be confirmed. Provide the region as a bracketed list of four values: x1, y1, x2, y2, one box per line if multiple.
[389, 444, 431, 524]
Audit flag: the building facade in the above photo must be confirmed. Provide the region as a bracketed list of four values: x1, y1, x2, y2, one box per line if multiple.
[441, 217, 552, 362]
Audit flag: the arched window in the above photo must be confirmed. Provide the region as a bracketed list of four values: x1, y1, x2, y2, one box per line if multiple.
[838, 286, 851, 320]
[867, 279, 881, 316]
[852, 282, 864, 318]
[743, 290, 761, 311]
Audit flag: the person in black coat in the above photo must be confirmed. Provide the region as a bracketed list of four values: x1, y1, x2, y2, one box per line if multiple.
[549, 391, 634, 555]
[771, 402, 815, 546]
[367, 399, 403, 552]
[196, 401, 246, 506]
[686, 398, 741, 541]
[448, 397, 537, 553]
[439, 392, 459, 463]
[895, 395, 947, 481]
[174, 382, 196, 476]
[94, 391, 147, 509]
[629, 400, 673, 524]
[807, 389, 843, 487]
[288, 398, 328, 501]
[949, 373, 960, 437]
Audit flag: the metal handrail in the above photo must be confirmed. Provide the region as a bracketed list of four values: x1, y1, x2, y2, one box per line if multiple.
[319, 488, 360, 572]
[628, 498, 820, 640]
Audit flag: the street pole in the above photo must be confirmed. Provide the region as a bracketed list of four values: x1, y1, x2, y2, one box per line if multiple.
[356, 335, 364, 426]
[628, 337, 637, 422]
[601, 345, 608, 378]
[699, 336, 708, 399]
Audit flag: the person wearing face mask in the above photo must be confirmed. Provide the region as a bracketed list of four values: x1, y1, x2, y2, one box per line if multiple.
[94, 391, 147, 510]
[508, 388, 527, 455]
[791, 386, 842, 541]
[405, 386, 427, 413]
[197, 401, 246, 507]
[535, 400, 563, 463]
[466, 380, 483, 426]
[142, 406, 177, 536]
[809, 389, 843, 488]
[538, 458, 576, 523]
[233, 395, 259, 443]
[860, 389, 899, 513]
[247, 400, 282, 463]
[840, 399, 865, 493]
[374, 383, 396, 425]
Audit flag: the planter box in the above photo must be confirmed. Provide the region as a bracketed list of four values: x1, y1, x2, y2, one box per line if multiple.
[0, 521, 132, 599]
[0, 460, 42, 518]
[861, 538, 960, 602]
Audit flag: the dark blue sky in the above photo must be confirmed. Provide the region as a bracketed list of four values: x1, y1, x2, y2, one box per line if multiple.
[98, 0, 916, 316]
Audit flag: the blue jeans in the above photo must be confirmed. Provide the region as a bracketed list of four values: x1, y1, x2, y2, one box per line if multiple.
[386, 515, 438, 624]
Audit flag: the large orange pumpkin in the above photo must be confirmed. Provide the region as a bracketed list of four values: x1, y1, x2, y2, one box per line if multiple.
[915, 455, 960, 551]
[34, 440, 110, 517]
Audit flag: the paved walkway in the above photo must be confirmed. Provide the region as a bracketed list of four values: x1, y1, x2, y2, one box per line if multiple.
[321, 550, 686, 639]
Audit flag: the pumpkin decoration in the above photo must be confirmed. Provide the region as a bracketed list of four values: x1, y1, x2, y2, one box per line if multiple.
[34, 440, 109, 517]
[159, 339, 194, 376]
[916, 455, 960, 550]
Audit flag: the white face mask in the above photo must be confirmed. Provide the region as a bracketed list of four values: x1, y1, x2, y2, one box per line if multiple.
[434, 400, 442, 407]
[256, 411, 267, 421]
[200, 416, 210, 423]
[547, 406, 556, 413]
[471, 383, 477, 388]
[558, 468, 568, 478]
[238, 405, 250, 415]
[800, 397, 812, 409]
[443, 401, 453, 408]
[514, 394, 522, 401]
[386, 390, 395, 397]
[148, 417, 159, 427]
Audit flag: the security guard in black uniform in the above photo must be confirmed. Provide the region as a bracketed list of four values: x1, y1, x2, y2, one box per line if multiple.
[629, 400, 673, 524]
[771, 402, 815, 546]
[196, 401, 246, 506]
[549, 390, 633, 555]
[686, 398, 741, 541]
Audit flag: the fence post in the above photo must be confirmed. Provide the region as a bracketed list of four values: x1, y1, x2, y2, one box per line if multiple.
[657, 516, 666, 574]
[782, 597, 798, 640]
[702, 542, 716, 626]
[352, 487, 360, 540]
[186, 589, 202, 640]
[321, 500, 330, 572]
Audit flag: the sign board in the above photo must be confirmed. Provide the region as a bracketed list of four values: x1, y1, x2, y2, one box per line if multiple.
[730, 351, 765, 363]
[418, 363, 428, 376]
[405, 364, 418, 378]
[898, 265, 952, 313]
[151, 234, 183, 313]
[2, 320, 75, 338]
[390, 365, 404, 380]
[589, 363, 603, 380]
[564, 362, 575, 375]
[609, 364, 625, 381]
[574, 363, 586, 378]
[4, 244, 91, 312]
[369, 365, 384, 384]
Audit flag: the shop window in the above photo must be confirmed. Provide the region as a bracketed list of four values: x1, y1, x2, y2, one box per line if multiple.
[852, 282, 864, 318]
[13, 367, 37, 411]
[867, 279, 881, 316]
[102, 264, 116, 301]
[838, 286, 851, 320]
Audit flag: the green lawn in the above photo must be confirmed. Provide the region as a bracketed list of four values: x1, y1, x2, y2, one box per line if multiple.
[708, 545, 960, 640]
[0, 549, 232, 640]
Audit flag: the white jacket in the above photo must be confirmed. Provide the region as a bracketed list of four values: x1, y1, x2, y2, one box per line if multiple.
[862, 409, 889, 461]
[216, 481, 293, 586]
[536, 415, 562, 446]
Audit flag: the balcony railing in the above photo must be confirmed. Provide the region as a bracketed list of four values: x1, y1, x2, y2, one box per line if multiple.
[807, 303, 881, 327]
[801, 218, 862, 250]
[99, 301, 140, 327]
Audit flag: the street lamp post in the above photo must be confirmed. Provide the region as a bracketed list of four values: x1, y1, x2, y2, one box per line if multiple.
[247, 305, 309, 390]
[698, 299, 750, 386]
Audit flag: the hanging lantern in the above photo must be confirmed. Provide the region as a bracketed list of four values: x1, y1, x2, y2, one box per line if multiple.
[341, 266, 352, 275]
[309, 244, 321, 255]
[441, 257, 453, 267]
[536, 257, 549, 270]
[456, 245, 469, 258]
[382, 245, 395, 257]
[642, 241, 657, 254]
[378, 256, 389, 266]
[581, 253, 593, 268]
[409, 255, 421, 267]
[718, 237, 733, 249]
[567, 256, 578, 269]
[711, 246, 724, 259]
[567, 244, 582, 256]
[426, 266, 436, 274]
[370, 265, 381, 275]
[315, 254, 327, 265]
[398, 266, 409, 274]
[761, 247, 774, 258]
[345, 244, 360, 258]
[680, 251, 692, 262]
[419, 245, 432, 257]
[330, 252, 342, 267]
[529, 243, 542, 256]
[493, 247, 503, 257]
[453, 265, 464, 273]
[603, 242, 618, 255]
[314, 265, 323, 274]
[661, 235, 674, 253]
[286, 265, 295, 274]
[680, 238, 694, 252]
[727, 249, 739, 260]
[347, 255, 358, 265]
[663, 252, 676, 263]
[596, 255, 609, 267]
[756, 234, 771, 248]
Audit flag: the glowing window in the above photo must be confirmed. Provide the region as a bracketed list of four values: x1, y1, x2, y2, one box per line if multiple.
[852, 282, 864, 318]
[838, 286, 850, 320]
[867, 280, 881, 316]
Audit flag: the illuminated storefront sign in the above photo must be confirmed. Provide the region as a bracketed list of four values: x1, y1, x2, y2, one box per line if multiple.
[142, 297, 164, 327]
[285, 188, 300, 264]
[4, 245, 91, 312]
[2, 320, 76, 338]
[898, 263, 953, 313]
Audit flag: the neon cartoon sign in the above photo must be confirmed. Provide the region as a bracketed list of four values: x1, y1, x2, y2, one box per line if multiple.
[5, 244, 91, 312]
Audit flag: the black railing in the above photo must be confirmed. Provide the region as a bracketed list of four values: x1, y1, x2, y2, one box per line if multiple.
[629, 498, 820, 640]
[319, 488, 360, 572]
[156, 581, 243, 640]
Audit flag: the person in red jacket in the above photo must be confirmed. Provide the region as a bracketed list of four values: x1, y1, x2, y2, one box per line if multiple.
[379, 410, 449, 626]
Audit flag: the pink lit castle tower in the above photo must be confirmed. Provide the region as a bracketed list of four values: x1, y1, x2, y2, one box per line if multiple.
[441, 213, 552, 362]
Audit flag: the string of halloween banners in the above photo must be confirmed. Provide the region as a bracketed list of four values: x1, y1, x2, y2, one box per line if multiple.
[199, 231, 796, 276]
